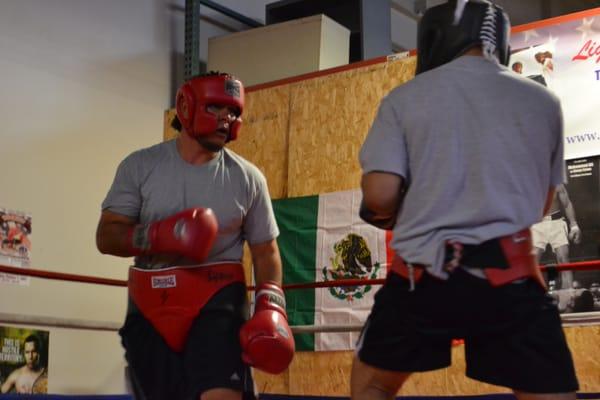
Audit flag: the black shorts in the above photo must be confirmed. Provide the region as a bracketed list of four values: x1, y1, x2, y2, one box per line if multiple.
[120, 283, 256, 400]
[356, 269, 579, 393]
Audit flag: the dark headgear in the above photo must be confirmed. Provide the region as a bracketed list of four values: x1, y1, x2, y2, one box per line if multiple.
[416, 0, 511, 74]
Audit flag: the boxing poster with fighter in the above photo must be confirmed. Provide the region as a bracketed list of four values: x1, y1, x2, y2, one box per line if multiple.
[0, 326, 49, 394]
[509, 11, 600, 314]
[509, 9, 600, 161]
[536, 156, 600, 314]
[0, 208, 32, 286]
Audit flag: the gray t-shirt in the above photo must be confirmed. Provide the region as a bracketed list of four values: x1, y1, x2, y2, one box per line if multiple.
[102, 139, 279, 269]
[360, 56, 565, 279]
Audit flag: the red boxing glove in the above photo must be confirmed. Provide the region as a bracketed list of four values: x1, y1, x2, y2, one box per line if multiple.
[240, 282, 295, 374]
[127, 208, 218, 263]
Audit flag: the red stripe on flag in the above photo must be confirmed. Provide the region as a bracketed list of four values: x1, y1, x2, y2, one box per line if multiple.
[385, 230, 395, 272]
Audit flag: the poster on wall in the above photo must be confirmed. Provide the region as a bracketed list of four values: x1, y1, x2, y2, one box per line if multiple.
[0, 326, 48, 394]
[0, 209, 32, 286]
[533, 156, 600, 315]
[510, 10, 600, 160]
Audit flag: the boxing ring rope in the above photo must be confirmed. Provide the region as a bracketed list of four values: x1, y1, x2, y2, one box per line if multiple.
[2, 261, 599, 289]
[1, 261, 599, 333]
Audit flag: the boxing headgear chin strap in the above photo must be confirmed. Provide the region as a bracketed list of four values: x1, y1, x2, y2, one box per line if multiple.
[416, 0, 511, 75]
[176, 74, 245, 141]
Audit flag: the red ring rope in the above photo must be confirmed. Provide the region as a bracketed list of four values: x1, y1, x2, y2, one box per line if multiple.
[1, 260, 599, 291]
[0, 264, 126, 287]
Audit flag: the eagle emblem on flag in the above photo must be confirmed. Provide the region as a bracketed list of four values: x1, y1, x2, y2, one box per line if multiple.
[322, 233, 382, 302]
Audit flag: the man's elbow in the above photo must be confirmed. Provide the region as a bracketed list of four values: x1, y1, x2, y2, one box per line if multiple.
[96, 236, 110, 255]
[362, 196, 396, 216]
[1, 380, 13, 393]
[360, 172, 404, 216]
[95, 228, 116, 255]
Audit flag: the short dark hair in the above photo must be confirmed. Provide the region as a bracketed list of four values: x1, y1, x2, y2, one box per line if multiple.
[24, 334, 42, 352]
[170, 114, 182, 132]
[190, 70, 231, 80]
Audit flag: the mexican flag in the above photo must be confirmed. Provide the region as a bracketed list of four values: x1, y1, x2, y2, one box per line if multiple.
[272, 189, 393, 351]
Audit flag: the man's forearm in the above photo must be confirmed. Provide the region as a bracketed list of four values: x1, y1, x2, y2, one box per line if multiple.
[564, 203, 578, 228]
[96, 221, 137, 257]
[250, 240, 283, 286]
[96, 215, 136, 257]
[1, 376, 14, 393]
[362, 198, 398, 219]
[253, 253, 283, 286]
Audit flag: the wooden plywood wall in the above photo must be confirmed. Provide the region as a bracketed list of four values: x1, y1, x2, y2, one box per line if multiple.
[164, 56, 600, 396]
[228, 85, 291, 200]
[287, 57, 416, 196]
[252, 326, 600, 396]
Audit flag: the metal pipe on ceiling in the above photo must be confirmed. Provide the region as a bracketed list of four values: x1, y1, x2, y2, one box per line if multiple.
[199, 0, 263, 28]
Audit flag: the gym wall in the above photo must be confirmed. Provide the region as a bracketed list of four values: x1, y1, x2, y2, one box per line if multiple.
[164, 55, 600, 395]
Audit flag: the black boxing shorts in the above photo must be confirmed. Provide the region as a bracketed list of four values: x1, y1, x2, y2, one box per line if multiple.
[120, 282, 257, 400]
[356, 269, 579, 393]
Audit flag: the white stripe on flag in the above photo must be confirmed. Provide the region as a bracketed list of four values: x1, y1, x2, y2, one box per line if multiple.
[315, 189, 388, 351]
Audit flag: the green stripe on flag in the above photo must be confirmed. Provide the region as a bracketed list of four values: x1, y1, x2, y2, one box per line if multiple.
[273, 195, 318, 351]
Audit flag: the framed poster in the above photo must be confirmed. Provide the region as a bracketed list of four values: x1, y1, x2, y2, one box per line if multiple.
[0, 326, 49, 394]
[0, 209, 32, 286]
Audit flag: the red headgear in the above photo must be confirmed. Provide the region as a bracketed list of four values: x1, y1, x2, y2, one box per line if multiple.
[176, 73, 245, 141]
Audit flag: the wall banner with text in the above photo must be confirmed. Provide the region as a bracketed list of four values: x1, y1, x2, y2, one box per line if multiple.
[510, 9, 600, 160]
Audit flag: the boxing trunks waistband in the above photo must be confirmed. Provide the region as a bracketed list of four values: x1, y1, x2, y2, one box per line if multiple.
[542, 211, 564, 222]
[390, 229, 546, 289]
[128, 262, 245, 352]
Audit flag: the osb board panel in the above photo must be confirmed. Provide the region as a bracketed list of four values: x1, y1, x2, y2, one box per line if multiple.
[163, 109, 178, 141]
[227, 85, 290, 200]
[287, 56, 417, 197]
[242, 242, 253, 287]
[255, 326, 599, 395]
[163, 86, 291, 200]
[565, 325, 600, 392]
[255, 350, 503, 396]
[254, 369, 290, 395]
[287, 351, 352, 395]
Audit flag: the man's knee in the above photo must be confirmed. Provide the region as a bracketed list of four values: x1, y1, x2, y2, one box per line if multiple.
[200, 388, 242, 400]
[350, 356, 410, 398]
[534, 247, 545, 259]
[554, 245, 569, 263]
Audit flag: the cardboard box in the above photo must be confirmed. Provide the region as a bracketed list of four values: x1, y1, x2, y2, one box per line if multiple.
[208, 14, 350, 86]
